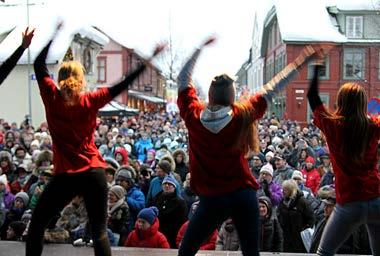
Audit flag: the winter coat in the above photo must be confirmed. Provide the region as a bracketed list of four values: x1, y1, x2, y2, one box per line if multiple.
[151, 191, 188, 248]
[277, 190, 315, 253]
[125, 185, 145, 232]
[0, 206, 26, 239]
[310, 220, 370, 254]
[215, 220, 241, 251]
[259, 198, 283, 252]
[56, 200, 87, 231]
[134, 138, 153, 162]
[0, 189, 14, 211]
[176, 220, 217, 250]
[125, 218, 170, 248]
[145, 174, 180, 206]
[108, 200, 130, 245]
[273, 165, 294, 185]
[181, 186, 197, 214]
[319, 171, 334, 188]
[301, 168, 321, 194]
[172, 149, 189, 182]
[257, 180, 283, 207]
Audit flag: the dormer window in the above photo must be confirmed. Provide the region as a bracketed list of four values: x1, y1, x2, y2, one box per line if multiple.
[346, 16, 363, 38]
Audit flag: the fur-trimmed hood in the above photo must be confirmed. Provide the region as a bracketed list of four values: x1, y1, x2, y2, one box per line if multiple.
[172, 149, 188, 164]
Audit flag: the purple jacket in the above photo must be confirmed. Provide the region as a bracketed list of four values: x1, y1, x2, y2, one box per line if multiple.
[257, 181, 283, 207]
[1, 189, 15, 210]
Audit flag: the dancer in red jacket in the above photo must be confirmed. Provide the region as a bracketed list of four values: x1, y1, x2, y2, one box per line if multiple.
[26, 23, 164, 256]
[0, 27, 34, 86]
[176, 36, 322, 256]
[308, 65, 380, 256]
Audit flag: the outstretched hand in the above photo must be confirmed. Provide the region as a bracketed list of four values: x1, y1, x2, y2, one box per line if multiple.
[201, 36, 216, 47]
[21, 27, 35, 49]
[146, 43, 167, 63]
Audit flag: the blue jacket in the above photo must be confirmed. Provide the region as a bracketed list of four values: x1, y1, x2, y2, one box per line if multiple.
[125, 186, 145, 232]
[134, 138, 153, 162]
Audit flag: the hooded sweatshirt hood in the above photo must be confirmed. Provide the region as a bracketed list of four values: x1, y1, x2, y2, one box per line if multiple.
[200, 106, 233, 134]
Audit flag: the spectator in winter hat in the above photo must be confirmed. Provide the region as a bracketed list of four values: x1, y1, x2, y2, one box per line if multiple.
[258, 196, 283, 252]
[146, 159, 180, 206]
[265, 151, 274, 163]
[10, 164, 31, 194]
[215, 218, 241, 251]
[301, 156, 320, 194]
[124, 206, 169, 248]
[256, 163, 282, 207]
[151, 174, 187, 248]
[107, 185, 130, 246]
[0, 191, 29, 239]
[114, 147, 129, 167]
[116, 166, 145, 235]
[273, 153, 294, 185]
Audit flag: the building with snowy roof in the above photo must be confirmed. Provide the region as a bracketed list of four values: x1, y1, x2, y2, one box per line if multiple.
[245, 0, 380, 123]
[0, 2, 109, 126]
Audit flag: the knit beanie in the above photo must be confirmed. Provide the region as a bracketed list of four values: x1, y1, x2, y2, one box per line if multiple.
[162, 175, 177, 188]
[158, 160, 172, 174]
[110, 185, 125, 200]
[259, 163, 274, 177]
[15, 192, 30, 206]
[116, 168, 133, 181]
[137, 206, 159, 225]
[208, 74, 235, 106]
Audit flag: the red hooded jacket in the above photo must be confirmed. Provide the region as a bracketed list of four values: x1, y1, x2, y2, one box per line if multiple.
[301, 156, 321, 194]
[125, 218, 169, 248]
[176, 220, 218, 250]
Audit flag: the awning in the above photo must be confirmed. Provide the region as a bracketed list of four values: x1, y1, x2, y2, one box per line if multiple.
[128, 90, 166, 104]
[99, 101, 139, 117]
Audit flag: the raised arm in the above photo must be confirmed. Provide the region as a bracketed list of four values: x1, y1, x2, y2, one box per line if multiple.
[108, 44, 166, 98]
[177, 37, 216, 94]
[34, 24, 62, 83]
[0, 27, 34, 85]
[307, 65, 323, 111]
[259, 45, 318, 102]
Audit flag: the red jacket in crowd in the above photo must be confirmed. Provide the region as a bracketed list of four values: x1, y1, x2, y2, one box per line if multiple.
[301, 157, 321, 195]
[176, 220, 218, 250]
[125, 219, 169, 248]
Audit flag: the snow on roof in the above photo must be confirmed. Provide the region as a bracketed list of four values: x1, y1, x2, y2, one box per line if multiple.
[0, 3, 109, 64]
[325, 0, 379, 11]
[274, 0, 347, 43]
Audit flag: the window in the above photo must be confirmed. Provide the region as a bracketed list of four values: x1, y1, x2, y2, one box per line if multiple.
[343, 48, 365, 80]
[97, 57, 106, 83]
[307, 57, 329, 80]
[346, 16, 363, 38]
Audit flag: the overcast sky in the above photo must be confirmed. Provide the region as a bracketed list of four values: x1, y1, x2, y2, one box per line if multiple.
[54, 0, 273, 92]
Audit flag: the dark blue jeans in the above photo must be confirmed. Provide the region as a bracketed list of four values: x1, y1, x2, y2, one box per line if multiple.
[26, 168, 111, 256]
[178, 187, 260, 256]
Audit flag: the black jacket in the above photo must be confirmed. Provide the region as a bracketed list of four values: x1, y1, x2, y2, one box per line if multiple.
[151, 191, 188, 248]
[278, 190, 315, 253]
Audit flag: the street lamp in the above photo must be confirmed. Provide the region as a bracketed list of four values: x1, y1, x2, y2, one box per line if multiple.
[26, 0, 32, 125]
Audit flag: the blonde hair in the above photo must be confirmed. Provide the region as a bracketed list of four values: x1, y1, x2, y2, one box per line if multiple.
[282, 179, 298, 198]
[58, 61, 85, 106]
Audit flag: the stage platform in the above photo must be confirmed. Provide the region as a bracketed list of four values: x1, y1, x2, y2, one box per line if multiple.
[0, 241, 368, 256]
